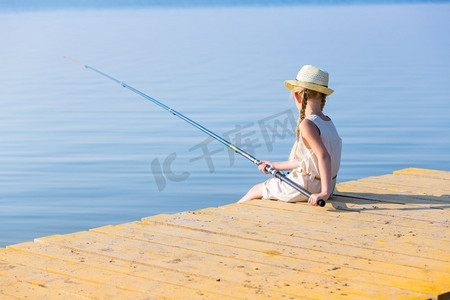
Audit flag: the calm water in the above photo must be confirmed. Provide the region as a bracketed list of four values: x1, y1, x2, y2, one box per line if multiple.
[1, 2, 449, 247]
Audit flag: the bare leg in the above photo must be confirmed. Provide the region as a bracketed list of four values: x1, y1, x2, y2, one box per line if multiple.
[238, 183, 264, 203]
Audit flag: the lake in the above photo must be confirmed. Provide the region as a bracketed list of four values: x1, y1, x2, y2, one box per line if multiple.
[1, 1, 449, 247]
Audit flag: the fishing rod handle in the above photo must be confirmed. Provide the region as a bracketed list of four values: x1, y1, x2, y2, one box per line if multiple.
[264, 165, 326, 207]
[264, 164, 278, 175]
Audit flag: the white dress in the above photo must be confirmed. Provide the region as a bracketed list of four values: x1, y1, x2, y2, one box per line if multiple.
[262, 114, 342, 202]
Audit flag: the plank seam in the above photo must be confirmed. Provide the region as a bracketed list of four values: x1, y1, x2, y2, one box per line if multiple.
[76, 229, 437, 298]
[97, 223, 450, 284]
[26, 240, 283, 299]
[141, 219, 450, 269]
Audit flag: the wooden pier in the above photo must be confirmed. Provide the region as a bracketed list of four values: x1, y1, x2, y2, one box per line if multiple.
[1, 168, 449, 299]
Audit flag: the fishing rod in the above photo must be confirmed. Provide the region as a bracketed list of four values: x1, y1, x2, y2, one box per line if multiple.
[65, 57, 325, 207]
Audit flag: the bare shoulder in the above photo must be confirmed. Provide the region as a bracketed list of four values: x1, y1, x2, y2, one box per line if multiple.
[300, 119, 320, 137]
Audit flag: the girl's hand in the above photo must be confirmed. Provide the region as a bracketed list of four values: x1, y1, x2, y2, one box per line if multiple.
[257, 161, 273, 174]
[308, 192, 329, 206]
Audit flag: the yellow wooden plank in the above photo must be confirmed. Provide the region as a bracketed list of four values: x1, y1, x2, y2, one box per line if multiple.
[144, 212, 450, 298]
[218, 204, 450, 253]
[0, 273, 87, 300]
[394, 168, 450, 180]
[349, 175, 450, 197]
[0, 293, 17, 300]
[237, 201, 450, 247]
[357, 174, 450, 194]
[248, 196, 450, 232]
[234, 201, 449, 239]
[0, 247, 231, 300]
[131, 220, 450, 286]
[334, 188, 448, 205]
[333, 190, 450, 205]
[143, 212, 450, 274]
[0, 251, 151, 299]
[15, 231, 445, 300]
[31, 234, 314, 299]
[336, 181, 450, 202]
[161, 207, 450, 267]
[213, 201, 450, 250]
[90, 221, 449, 297]
[8, 242, 280, 300]
[33, 230, 431, 299]
[331, 194, 449, 223]
[246, 197, 449, 230]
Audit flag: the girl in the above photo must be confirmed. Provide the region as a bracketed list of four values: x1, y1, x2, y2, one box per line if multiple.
[238, 65, 342, 206]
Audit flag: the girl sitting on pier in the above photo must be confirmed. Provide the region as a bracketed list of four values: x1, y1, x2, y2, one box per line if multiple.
[239, 65, 342, 206]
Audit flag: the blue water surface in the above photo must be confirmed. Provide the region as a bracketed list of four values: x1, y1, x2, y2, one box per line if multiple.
[0, 2, 449, 247]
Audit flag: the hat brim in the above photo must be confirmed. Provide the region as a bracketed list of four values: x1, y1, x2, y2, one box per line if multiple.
[285, 80, 334, 96]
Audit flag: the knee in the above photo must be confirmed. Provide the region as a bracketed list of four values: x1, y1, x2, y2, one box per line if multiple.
[249, 183, 259, 192]
[251, 183, 264, 196]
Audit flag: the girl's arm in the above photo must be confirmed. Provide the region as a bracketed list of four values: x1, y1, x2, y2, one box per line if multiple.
[257, 160, 299, 174]
[270, 160, 299, 171]
[300, 119, 332, 205]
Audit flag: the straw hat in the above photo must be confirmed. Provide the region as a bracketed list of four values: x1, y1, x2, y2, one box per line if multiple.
[284, 65, 334, 96]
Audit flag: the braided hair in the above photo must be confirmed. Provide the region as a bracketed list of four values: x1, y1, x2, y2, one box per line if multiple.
[294, 89, 327, 140]
[321, 93, 327, 111]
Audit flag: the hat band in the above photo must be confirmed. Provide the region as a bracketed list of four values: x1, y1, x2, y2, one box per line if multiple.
[295, 79, 328, 88]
